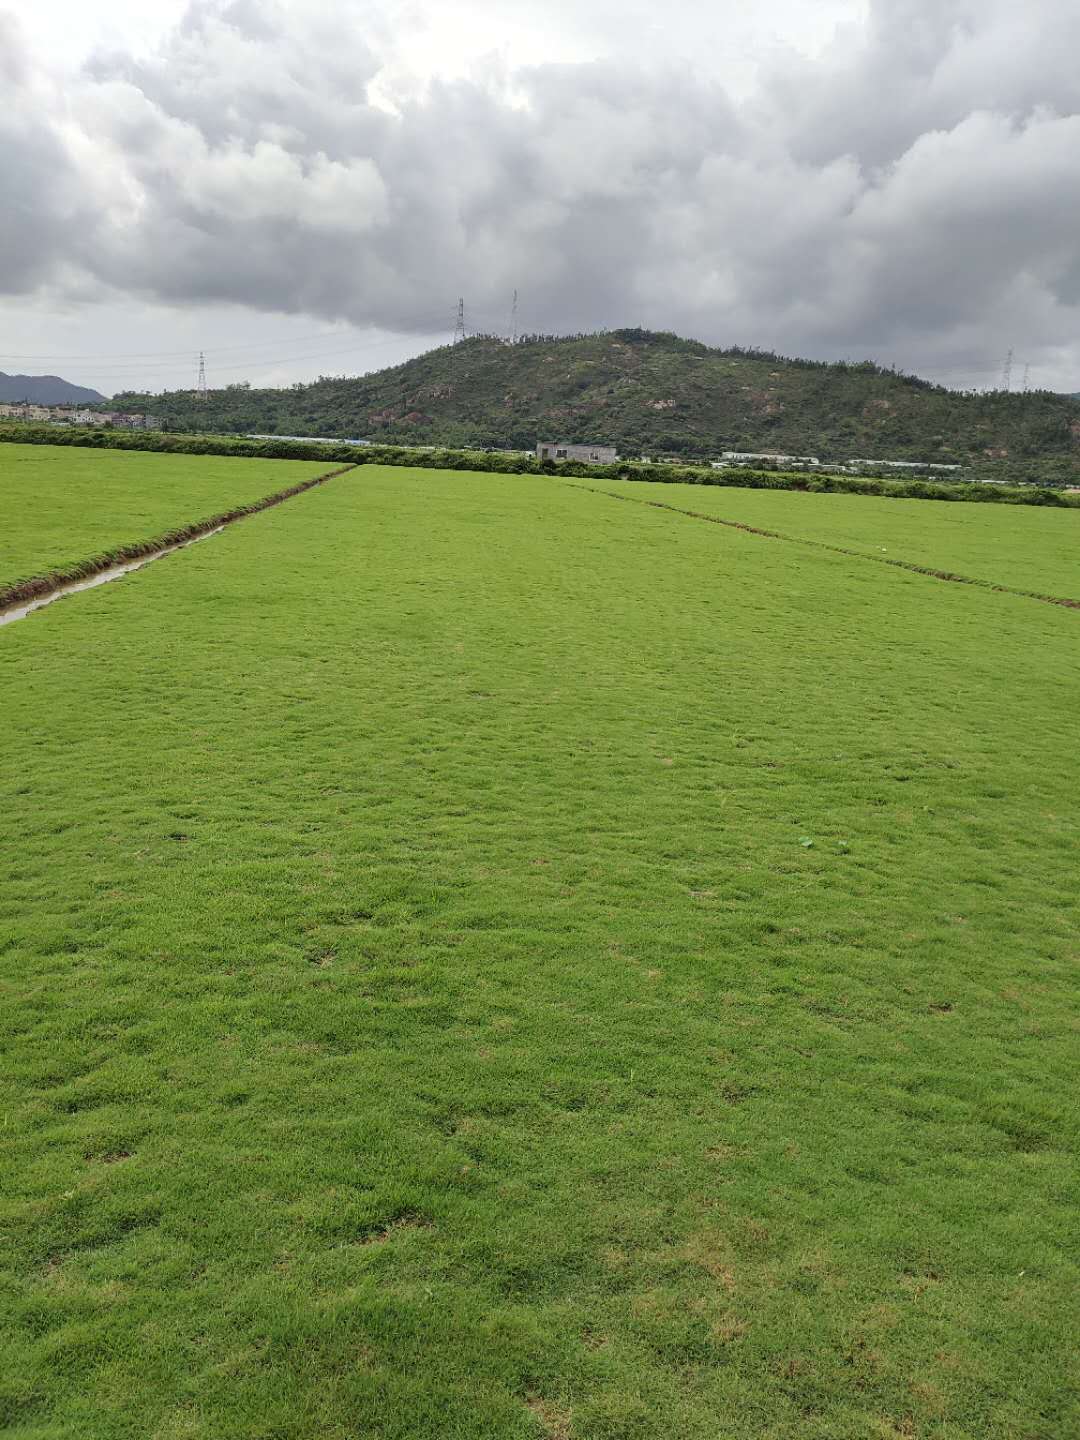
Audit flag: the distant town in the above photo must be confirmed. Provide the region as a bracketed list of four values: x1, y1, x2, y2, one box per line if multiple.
[0, 404, 985, 479]
[0, 402, 160, 430]
[536, 442, 966, 477]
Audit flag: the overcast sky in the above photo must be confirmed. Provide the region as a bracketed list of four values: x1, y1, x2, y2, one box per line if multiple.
[3, 0, 1079, 395]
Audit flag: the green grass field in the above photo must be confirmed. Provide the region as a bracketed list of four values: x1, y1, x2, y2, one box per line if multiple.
[2, 465, 1077, 1439]
[582, 477, 1080, 599]
[0, 443, 333, 590]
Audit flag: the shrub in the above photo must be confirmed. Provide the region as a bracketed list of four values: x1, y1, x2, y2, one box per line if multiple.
[2, 424, 1077, 508]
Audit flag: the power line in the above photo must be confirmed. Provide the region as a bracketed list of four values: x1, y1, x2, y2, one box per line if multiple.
[0, 313, 461, 364]
[2, 326, 1039, 385]
[2, 331, 461, 383]
[0, 334, 344, 362]
[920, 361, 1011, 375]
[21, 346, 411, 377]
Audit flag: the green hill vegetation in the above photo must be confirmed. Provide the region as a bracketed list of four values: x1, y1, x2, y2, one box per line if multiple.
[114, 330, 1080, 483]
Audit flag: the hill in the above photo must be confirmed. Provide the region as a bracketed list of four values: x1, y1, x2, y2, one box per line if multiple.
[115, 330, 1080, 479]
[0, 372, 106, 405]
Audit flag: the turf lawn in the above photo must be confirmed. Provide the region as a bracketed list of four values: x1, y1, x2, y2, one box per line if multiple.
[581, 476, 1080, 599]
[0, 443, 333, 590]
[1, 466, 1078, 1439]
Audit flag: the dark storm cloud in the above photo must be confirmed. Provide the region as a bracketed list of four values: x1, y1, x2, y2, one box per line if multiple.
[0, 15, 103, 292]
[762, 0, 1080, 169]
[4, 0, 1080, 382]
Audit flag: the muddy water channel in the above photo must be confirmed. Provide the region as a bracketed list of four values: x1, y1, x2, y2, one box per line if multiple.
[0, 527, 225, 628]
[0, 460, 357, 630]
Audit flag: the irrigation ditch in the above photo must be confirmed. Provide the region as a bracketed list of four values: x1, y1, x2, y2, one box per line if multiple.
[0, 463, 356, 627]
[563, 479, 1080, 611]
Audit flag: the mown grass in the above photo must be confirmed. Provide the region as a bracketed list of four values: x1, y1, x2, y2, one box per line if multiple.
[578, 476, 1080, 598]
[1, 466, 1078, 1439]
[0, 443, 333, 589]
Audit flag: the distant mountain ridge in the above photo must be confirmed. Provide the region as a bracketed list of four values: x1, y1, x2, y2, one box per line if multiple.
[114, 329, 1080, 481]
[0, 373, 107, 405]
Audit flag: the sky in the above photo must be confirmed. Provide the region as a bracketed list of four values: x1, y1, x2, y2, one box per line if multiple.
[3, 0, 1079, 396]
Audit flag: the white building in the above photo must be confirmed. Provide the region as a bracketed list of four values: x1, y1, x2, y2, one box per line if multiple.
[848, 459, 963, 473]
[713, 451, 820, 468]
[537, 442, 619, 464]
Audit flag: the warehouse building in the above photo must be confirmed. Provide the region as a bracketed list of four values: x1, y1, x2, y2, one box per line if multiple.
[537, 442, 618, 464]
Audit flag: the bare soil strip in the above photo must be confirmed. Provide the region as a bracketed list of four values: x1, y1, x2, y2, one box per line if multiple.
[0, 464, 356, 623]
[563, 480, 1080, 610]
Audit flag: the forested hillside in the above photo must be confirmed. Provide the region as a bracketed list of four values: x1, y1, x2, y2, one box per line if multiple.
[115, 330, 1080, 480]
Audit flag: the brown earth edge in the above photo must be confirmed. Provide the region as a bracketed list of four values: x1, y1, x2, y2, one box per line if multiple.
[564, 480, 1080, 611]
[0, 464, 357, 614]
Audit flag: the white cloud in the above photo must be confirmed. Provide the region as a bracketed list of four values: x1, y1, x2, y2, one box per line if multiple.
[2, 0, 1079, 393]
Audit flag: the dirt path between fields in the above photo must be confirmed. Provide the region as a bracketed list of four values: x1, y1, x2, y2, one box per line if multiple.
[562, 480, 1080, 611]
[0, 463, 356, 627]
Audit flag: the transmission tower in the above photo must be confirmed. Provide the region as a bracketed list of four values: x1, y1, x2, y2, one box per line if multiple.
[196, 351, 207, 400]
[510, 288, 518, 345]
[1000, 347, 1014, 392]
[453, 298, 466, 346]
[1022, 362, 1031, 393]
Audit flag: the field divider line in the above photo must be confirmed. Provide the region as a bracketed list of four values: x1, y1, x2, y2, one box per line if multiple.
[560, 480, 1080, 611]
[0, 463, 357, 624]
